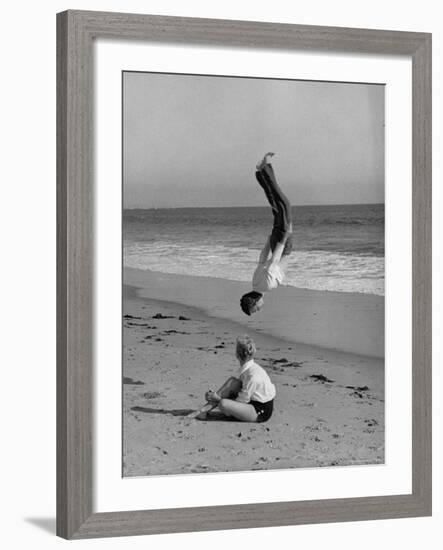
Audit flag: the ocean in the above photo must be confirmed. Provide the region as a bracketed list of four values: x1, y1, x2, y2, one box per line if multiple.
[123, 204, 384, 296]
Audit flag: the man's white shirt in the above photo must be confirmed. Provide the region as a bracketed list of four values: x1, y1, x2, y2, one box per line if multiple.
[252, 259, 285, 293]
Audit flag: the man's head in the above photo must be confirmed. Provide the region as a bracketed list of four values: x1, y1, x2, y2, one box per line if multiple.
[236, 334, 256, 363]
[240, 291, 264, 316]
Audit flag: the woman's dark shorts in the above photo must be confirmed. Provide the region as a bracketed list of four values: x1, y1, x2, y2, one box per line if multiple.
[250, 399, 274, 423]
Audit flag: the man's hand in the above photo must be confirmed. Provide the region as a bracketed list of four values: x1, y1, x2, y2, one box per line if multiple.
[205, 390, 221, 403]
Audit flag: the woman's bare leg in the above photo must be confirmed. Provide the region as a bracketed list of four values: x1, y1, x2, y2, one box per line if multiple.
[218, 398, 258, 422]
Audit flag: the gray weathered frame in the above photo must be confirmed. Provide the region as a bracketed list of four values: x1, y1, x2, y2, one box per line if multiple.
[57, 9, 432, 540]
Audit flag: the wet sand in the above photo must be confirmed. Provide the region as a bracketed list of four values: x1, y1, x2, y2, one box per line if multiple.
[125, 267, 384, 357]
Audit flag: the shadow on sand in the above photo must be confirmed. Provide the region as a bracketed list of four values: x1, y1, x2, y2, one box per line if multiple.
[131, 406, 238, 422]
[131, 406, 194, 416]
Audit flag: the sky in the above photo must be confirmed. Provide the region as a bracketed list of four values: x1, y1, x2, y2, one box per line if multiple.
[123, 71, 384, 208]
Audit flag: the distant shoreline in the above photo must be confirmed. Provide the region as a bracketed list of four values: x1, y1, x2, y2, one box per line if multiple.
[123, 202, 385, 211]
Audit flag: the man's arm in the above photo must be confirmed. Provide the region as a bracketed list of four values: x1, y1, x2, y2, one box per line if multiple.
[269, 240, 285, 266]
[258, 237, 272, 264]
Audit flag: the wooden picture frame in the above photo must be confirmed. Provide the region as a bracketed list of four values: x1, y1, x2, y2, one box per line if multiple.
[57, 10, 432, 539]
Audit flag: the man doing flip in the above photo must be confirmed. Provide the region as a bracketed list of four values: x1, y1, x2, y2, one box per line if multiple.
[240, 153, 293, 316]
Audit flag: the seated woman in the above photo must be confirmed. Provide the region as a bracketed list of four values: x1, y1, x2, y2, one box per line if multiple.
[240, 153, 293, 316]
[205, 335, 276, 423]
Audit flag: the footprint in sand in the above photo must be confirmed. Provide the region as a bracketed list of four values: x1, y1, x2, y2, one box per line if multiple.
[143, 391, 164, 399]
[364, 419, 379, 427]
[270, 366, 285, 373]
[190, 465, 210, 473]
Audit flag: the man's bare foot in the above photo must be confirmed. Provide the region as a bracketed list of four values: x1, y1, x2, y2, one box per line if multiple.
[256, 152, 275, 170]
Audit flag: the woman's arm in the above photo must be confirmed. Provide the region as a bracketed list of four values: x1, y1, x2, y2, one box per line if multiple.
[236, 373, 258, 404]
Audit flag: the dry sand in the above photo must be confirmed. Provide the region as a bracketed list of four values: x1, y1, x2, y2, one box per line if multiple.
[123, 269, 384, 477]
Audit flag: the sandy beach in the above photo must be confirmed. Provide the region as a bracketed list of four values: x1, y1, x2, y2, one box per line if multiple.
[123, 268, 384, 477]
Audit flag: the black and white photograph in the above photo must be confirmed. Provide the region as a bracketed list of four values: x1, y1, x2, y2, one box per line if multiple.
[2, 0, 437, 545]
[122, 71, 385, 477]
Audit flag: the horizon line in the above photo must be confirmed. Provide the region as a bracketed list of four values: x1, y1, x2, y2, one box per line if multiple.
[124, 202, 385, 210]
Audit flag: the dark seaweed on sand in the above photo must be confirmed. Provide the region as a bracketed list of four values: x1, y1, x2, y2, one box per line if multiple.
[123, 376, 145, 385]
[152, 313, 175, 319]
[310, 374, 334, 383]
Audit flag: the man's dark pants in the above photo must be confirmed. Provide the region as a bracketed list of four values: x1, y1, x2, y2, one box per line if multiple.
[255, 163, 293, 255]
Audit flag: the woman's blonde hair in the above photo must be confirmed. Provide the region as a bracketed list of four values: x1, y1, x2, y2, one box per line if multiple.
[236, 335, 256, 361]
